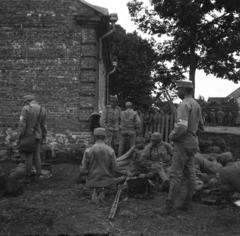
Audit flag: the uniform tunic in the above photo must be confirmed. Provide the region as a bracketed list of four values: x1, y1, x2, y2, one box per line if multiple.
[18, 101, 47, 140]
[140, 142, 172, 167]
[118, 108, 141, 156]
[81, 140, 119, 188]
[100, 105, 122, 131]
[100, 105, 122, 149]
[168, 95, 204, 201]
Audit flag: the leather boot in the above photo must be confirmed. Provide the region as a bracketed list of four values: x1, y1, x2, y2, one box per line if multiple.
[160, 179, 170, 191]
[98, 187, 105, 201]
[153, 198, 174, 215]
[19, 175, 31, 184]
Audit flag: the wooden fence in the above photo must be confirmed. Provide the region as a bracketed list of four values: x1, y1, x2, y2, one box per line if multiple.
[140, 113, 176, 142]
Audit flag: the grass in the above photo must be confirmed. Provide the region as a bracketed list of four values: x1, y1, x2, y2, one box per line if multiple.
[1, 161, 240, 236]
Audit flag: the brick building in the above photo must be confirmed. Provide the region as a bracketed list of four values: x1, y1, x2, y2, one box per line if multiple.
[0, 0, 117, 133]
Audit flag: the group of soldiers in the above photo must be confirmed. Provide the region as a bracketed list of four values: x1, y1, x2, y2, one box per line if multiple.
[2, 80, 240, 216]
[204, 108, 238, 127]
[79, 79, 240, 215]
[79, 80, 204, 215]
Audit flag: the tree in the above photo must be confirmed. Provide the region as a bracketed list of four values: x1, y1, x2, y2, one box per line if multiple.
[127, 0, 240, 97]
[110, 25, 185, 111]
[109, 25, 159, 110]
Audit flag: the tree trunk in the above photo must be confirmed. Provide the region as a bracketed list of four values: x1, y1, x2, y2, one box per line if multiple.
[189, 43, 196, 97]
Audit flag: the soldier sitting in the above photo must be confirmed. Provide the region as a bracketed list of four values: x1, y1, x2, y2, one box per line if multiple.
[219, 154, 240, 203]
[117, 137, 146, 176]
[212, 139, 229, 154]
[139, 132, 173, 191]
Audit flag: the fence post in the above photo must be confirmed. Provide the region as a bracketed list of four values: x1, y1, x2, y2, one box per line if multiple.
[165, 114, 169, 142]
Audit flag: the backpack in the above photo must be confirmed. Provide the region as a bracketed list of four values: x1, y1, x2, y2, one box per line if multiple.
[126, 177, 155, 199]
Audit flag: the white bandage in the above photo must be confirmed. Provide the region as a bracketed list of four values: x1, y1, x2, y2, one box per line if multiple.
[178, 119, 188, 127]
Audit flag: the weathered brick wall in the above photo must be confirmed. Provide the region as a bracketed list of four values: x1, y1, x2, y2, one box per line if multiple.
[0, 0, 103, 133]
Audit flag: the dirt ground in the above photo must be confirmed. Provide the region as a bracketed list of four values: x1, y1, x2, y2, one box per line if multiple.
[1, 126, 240, 236]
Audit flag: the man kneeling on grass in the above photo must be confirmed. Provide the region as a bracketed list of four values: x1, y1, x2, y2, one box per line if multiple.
[79, 128, 124, 202]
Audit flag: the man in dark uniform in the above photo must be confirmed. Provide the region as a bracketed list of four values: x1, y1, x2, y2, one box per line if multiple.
[18, 95, 47, 183]
[154, 80, 204, 215]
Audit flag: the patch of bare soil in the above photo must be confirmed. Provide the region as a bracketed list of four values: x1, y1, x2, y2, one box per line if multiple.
[1, 162, 240, 236]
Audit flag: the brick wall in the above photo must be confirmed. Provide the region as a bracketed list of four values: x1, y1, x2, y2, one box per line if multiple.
[0, 0, 107, 133]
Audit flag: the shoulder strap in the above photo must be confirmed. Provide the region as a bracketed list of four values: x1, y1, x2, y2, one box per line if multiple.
[33, 106, 42, 133]
[37, 107, 42, 123]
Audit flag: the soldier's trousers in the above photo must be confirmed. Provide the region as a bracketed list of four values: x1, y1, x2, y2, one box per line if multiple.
[168, 144, 196, 202]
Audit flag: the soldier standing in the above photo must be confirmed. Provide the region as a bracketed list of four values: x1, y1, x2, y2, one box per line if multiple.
[18, 95, 47, 184]
[154, 80, 204, 215]
[118, 102, 141, 157]
[100, 96, 122, 153]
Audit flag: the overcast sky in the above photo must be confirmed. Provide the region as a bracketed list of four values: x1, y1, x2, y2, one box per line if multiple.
[86, 0, 240, 100]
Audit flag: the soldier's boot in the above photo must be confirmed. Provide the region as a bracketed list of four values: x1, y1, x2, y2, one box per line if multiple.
[158, 170, 170, 191]
[153, 198, 174, 215]
[98, 187, 105, 201]
[19, 175, 31, 184]
[91, 188, 99, 203]
[176, 197, 193, 212]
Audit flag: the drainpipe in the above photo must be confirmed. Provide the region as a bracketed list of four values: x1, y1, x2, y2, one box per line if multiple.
[106, 61, 117, 103]
[99, 13, 118, 60]
[98, 13, 118, 111]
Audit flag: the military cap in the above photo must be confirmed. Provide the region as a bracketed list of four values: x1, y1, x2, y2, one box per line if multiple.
[176, 80, 193, 89]
[151, 132, 162, 140]
[94, 128, 106, 136]
[23, 95, 35, 102]
[125, 102, 132, 107]
[218, 153, 233, 166]
[110, 95, 118, 101]
[136, 137, 145, 142]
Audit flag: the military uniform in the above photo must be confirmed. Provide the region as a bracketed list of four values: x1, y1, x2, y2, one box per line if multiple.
[140, 141, 172, 180]
[100, 105, 122, 151]
[18, 95, 47, 183]
[220, 161, 240, 194]
[118, 105, 141, 157]
[217, 109, 225, 126]
[80, 141, 119, 188]
[154, 81, 204, 215]
[168, 94, 204, 202]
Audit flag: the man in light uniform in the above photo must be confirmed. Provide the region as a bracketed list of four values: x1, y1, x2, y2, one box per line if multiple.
[100, 96, 122, 152]
[118, 101, 141, 157]
[154, 80, 204, 214]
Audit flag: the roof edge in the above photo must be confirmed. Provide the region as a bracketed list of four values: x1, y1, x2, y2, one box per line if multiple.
[78, 0, 109, 16]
